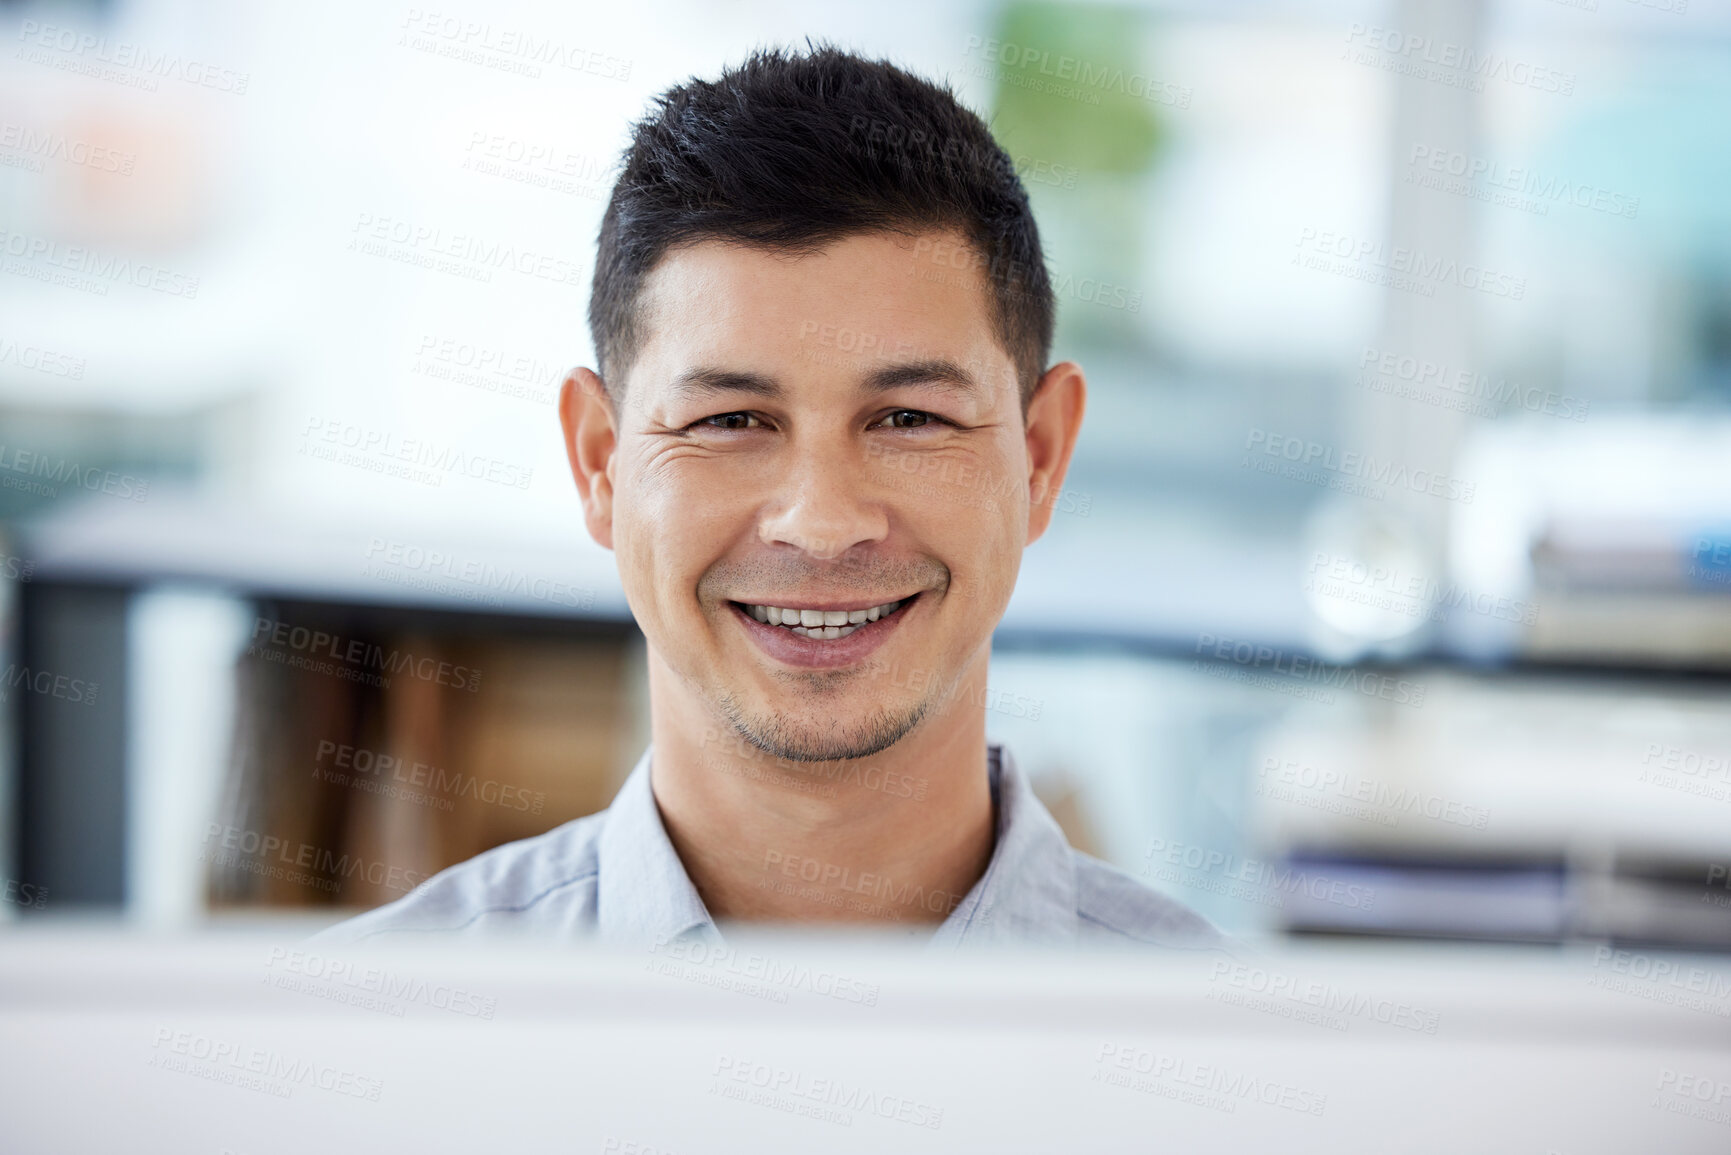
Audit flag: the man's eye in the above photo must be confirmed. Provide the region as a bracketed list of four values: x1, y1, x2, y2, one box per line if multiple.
[876, 409, 935, 430]
[700, 412, 762, 430]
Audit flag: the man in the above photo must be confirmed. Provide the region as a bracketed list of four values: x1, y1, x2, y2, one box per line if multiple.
[322, 46, 1217, 951]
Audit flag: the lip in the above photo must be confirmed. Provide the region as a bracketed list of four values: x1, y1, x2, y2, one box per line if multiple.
[729, 593, 919, 670]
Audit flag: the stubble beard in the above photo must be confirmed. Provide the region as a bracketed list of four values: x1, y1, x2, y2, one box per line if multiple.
[715, 669, 933, 763]
[694, 553, 952, 763]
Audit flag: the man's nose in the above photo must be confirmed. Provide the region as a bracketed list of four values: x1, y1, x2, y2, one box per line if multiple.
[758, 445, 889, 561]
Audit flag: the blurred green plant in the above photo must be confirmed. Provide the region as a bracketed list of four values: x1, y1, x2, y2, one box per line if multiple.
[986, 0, 1163, 178]
[981, 1, 1169, 346]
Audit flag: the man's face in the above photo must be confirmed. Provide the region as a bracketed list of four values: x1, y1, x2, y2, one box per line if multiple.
[604, 230, 1034, 762]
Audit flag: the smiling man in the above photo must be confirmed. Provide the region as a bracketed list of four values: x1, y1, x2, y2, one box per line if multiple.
[322, 46, 1218, 951]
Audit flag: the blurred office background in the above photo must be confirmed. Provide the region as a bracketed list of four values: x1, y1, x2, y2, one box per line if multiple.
[2, 0, 1729, 951]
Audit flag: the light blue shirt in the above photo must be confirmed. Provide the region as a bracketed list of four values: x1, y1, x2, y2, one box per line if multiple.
[316, 743, 1222, 951]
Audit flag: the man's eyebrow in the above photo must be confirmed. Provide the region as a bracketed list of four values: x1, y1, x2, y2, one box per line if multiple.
[862, 358, 985, 399]
[666, 368, 783, 402]
[665, 359, 985, 405]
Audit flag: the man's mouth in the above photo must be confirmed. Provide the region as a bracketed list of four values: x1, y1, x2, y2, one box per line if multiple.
[732, 596, 912, 640]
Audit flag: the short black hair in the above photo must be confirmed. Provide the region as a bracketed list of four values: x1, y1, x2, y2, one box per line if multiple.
[588, 45, 1055, 405]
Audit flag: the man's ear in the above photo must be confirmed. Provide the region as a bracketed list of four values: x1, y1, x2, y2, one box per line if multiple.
[1023, 361, 1087, 547]
[558, 367, 617, 551]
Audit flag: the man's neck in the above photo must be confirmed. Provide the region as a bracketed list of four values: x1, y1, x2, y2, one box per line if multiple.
[645, 655, 997, 930]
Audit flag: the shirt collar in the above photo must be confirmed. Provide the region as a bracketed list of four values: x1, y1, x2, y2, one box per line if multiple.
[928, 743, 1080, 949]
[596, 747, 719, 948]
[595, 742, 1079, 948]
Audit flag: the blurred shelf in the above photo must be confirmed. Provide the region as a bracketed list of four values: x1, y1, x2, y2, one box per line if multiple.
[21, 488, 633, 622]
[19, 486, 1327, 651]
[1250, 672, 1731, 950]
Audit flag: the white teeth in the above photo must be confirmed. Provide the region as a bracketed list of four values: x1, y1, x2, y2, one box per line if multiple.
[744, 598, 908, 637]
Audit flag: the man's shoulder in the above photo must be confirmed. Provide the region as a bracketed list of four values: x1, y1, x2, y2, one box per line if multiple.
[310, 810, 609, 945]
[1070, 850, 1227, 950]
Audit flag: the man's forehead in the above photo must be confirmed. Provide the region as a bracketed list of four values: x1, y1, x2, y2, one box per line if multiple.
[625, 229, 1013, 391]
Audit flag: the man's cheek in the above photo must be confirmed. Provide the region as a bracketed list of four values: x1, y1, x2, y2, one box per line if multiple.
[608, 506, 673, 617]
[626, 479, 742, 613]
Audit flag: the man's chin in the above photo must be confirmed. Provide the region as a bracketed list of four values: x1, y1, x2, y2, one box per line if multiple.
[716, 694, 929, 763]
